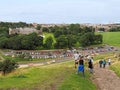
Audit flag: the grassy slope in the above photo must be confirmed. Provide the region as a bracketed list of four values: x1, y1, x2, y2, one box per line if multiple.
[97, 32, 120, 47]
[110, 62, 120, 77]
[0, 61, 96, 90]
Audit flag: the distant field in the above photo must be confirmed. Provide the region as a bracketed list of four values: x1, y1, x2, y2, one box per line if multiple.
[97, 32, 120, 47]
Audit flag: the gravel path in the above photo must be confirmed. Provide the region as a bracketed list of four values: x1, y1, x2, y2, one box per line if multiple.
[92, 63, 120, 90]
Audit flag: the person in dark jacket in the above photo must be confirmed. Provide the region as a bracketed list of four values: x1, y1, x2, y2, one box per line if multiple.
[99, 60, 103, 68]
[88, 57, 94, 74]
[103, 59, 106, 68]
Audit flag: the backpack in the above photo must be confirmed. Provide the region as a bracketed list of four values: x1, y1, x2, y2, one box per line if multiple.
[103, 60, 106, 64]
[88, 59, 92, 65]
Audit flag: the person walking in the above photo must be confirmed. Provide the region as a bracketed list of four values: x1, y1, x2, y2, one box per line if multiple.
[108, 58, 111, 65]
[73, 52, 80, 68]
[103, 59, 106, 68]
[99, 59, 103, 68]
[77, 56, 85, 77]
[88, 57, 94, 74]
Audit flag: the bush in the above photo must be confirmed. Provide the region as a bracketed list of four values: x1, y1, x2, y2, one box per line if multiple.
[0, 59, 19, 75]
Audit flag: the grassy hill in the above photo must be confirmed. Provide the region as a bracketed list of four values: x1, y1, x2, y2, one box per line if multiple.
[0, 61, 96, 90]
[97, 32, 120, 47]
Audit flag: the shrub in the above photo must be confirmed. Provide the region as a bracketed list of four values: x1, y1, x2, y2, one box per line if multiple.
[0, 59, 19, 75]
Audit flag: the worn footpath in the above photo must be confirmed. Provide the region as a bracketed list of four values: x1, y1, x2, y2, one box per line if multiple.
[92, 63, 120, 90]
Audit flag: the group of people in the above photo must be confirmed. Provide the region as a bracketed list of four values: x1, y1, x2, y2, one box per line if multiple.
[74, 52, 94, 77]
[99, 58, 111, 68]
[73, 51, 112, 77]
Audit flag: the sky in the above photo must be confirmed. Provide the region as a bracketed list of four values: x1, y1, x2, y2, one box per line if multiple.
[0, 0, 120, 24]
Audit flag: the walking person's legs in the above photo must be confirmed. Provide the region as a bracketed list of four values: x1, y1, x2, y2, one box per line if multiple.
[89, 68, 93, 74]
[103, 64, 105, 68]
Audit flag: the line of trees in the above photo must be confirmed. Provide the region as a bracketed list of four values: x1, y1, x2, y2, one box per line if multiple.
[42, 24, 102, 48]
[0, 33, 43, 50]
[0, 22, 103, 50]
[109, 27, 120, 32]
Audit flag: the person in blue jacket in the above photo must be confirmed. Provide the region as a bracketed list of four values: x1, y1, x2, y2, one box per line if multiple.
[77, 56, 85, 77]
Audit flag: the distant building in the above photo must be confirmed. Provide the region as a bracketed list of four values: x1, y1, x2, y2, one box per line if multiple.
[9, 27, 42, 35]
[11, 23, 120, 34]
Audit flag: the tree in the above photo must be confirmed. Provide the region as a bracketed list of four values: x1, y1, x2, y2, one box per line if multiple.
[9, 35, 22, 50]
[0, 27, 9, 37]
[80, 32, 95, 47]
[68, 24, 80, 34]
[20, 33, 43, 50]
[0, 59, 19, 75]
[80, 32, 102, 47]
[94, 34, 103, 44]
[0, 62, 2, 71]
[44, 36, 53, 49]
[99, 28, 105, 32]
[55, 35, 68, 49]
[0, 36, 8, 48]
[48, 26, 55, 33]
[21, 35, 32, 49]
[42, 27, 49, 32]
[54, 30, 63, 38]
[66, 35, 77, 48]
[36, 25, 41, 30]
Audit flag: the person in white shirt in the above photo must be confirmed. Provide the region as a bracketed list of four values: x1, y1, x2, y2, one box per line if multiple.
[74, 52, 80, 68]
[108, 58, 111, 65]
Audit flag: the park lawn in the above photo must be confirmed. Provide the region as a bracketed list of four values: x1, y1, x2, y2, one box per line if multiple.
[43, 32, 56, 44]
[97, 32, 120, 47]
[0, 61, 96, 90]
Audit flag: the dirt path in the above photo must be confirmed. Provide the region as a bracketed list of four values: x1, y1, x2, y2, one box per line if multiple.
[92, 63, 120, 90]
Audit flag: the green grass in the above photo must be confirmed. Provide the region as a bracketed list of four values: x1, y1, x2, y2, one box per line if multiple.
[57, 72, 96, 90]
[43, 32, 56, 44]
[93, 52, 114, 61]
[97, 32, 120, 47]
[0, 61, 97, 90]
[110, 62, 120, 77]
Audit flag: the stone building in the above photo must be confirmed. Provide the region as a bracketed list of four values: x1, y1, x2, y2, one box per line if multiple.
[9, 27, 42, 35]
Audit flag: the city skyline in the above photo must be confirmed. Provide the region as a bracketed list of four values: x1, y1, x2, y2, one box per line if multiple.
[0, 0, 120, 24]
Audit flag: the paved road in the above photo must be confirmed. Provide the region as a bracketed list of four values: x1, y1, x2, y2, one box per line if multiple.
[19, 57, 73, 68]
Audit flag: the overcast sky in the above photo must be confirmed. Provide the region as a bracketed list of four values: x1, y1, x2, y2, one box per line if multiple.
[0, 0, 120, 24]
